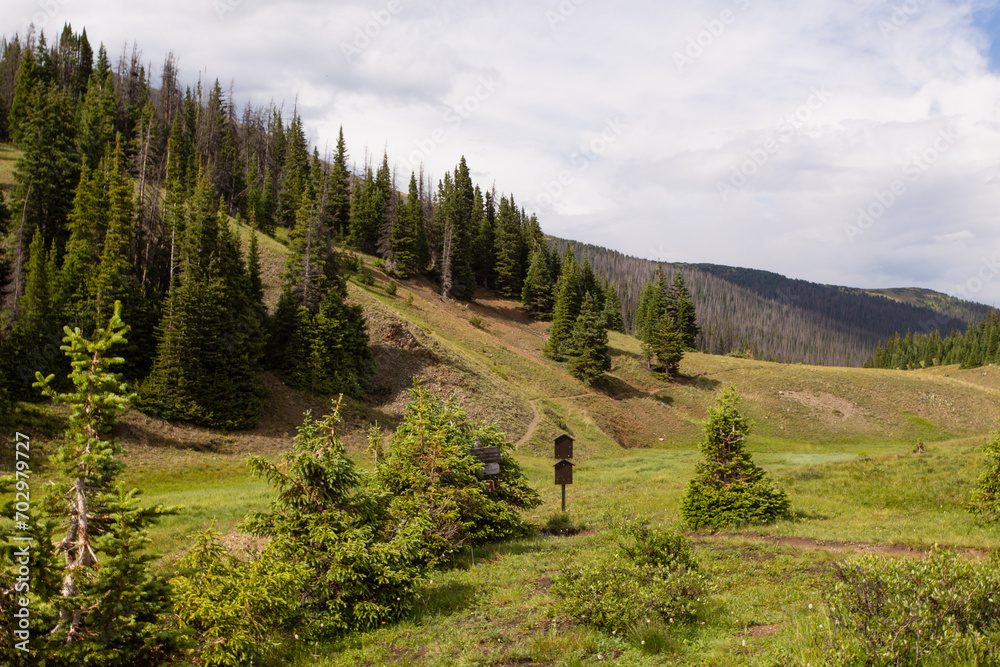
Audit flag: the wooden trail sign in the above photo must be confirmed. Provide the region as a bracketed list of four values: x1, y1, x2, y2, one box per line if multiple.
[471, 445, 501, 477]
[553, 434, 575, 511]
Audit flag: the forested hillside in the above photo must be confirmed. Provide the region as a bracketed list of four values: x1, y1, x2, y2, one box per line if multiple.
[551, 239, 984, 367]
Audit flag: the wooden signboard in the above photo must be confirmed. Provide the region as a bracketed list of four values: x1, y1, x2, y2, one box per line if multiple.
[471, 445, 501, 477]
[554, 459, 573, 485]
[470, 446, 501, 464]
[554, 434, 574, 460]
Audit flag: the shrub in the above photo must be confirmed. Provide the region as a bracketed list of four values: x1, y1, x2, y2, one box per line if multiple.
[679, 388, 790, 530]
[385, 280, 398, 296]
[370, 383, 541, 565]
[169, 530, 308, 667]
[354, 268, 375, 286]
[541, 512, 590, 536]
[552, 520, 706, 633]
[969, 430, 1000, 518]
[825, 548, 1000, 665]
[470, 315, 484, 329]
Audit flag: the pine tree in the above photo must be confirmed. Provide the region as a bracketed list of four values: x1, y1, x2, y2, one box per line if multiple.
[544, 248, 582, 360]
[679, 388, 790, 530]
[636, 266, 686, 376]
[493, 195, 525, 297]
[30, 302, 184, 663]
[75, 61, 116, 170]
[10, 82, 78, 271]
[602, 278, 625, 333]
[139, 173, 264, 429]
[670, 272, 699, 350]
[521, 244, 554, 318]
[328, 127, 351, 237]
[393, 172, 423, 277]
[472, 185, 494, 287]
[567, 292, 611, 385]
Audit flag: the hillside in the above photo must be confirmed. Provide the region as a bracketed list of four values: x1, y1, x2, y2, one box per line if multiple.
[7, 223, 1000, 666]
[552, 238, 986, 367]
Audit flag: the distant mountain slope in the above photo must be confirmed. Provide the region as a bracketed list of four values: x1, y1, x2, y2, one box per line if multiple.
[860, 287, 994, 323]
[550, 239, 983, 367]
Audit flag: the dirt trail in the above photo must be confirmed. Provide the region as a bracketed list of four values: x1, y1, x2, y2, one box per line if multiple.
[514, 400, 540, 448]
[696, 532, 990, 559]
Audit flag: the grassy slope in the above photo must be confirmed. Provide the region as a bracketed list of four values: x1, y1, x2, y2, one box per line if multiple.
[4, 200, 1000, 663]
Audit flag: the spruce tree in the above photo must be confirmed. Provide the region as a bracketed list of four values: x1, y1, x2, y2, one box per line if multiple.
[544, 248, 582, 360]
[139, 173, 264, 429]
[602, 278, 625, 333]
[328, 127, 352, 237]
[30, 302, 184, 663]
[521, 244, 554, 318]
[679, 388, 790, 530]
[493, 195, 525, 298]
[567, 292, 611, 385]
[670, 272, 699, 350]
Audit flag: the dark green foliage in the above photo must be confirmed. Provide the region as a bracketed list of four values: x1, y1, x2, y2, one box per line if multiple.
[240, 402, 427, 636]
[824, 549, 1000, 665]
[138, 174, 264, 430]
[867, 310, 1000, 372]
[679, 388, 790, 530]
[493, 195, 526, 298]
[602, 278, 625, 332]
[521, 244, 554, 317]
[552, 519, 706, 633]
[371, 384, 542, 565]
[567, 292, 610, 385]
[969, 429, 1000, 518]
[670, 272, 699, 349]
[544, 248, 582, 361]
[636, 266, 688, 377]
[11, 80, 78, 253]
[272, 290, 374, 397]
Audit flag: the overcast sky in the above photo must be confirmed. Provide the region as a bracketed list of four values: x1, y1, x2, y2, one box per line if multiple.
[6, 0, 1000, 304]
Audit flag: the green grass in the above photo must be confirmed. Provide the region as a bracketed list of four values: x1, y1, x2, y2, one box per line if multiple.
[0, 143, 19, 192]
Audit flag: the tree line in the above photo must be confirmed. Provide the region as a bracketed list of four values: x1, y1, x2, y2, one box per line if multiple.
[549, 239, 976, 367]
[865, 309, 1000, 370]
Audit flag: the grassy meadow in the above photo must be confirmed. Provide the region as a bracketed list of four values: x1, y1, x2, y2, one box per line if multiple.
[3, 218, 1000, 665]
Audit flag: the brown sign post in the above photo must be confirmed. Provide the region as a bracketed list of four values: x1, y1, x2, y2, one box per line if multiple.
[553, 434, 574, 511]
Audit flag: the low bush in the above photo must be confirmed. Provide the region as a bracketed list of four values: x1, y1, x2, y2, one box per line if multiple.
[541, 512, 590, 536]
[385, 280, 398, 296]
[825, 548, 1000, 665]
[552, 520, 706, 633]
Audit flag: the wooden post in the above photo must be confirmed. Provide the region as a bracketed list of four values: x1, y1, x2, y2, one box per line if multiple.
[561, 483, 566, 512]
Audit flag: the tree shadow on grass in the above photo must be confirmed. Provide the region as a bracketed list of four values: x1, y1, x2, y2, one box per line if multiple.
[594, 374, 647, 400]
[411, 581, 478, 622]
[674, 374, 722, 392]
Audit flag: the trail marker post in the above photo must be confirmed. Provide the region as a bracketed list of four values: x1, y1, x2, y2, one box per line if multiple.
[553, 434, 574, 511]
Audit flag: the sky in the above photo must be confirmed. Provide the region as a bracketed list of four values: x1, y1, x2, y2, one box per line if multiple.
[5, 0, 1000, 304]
